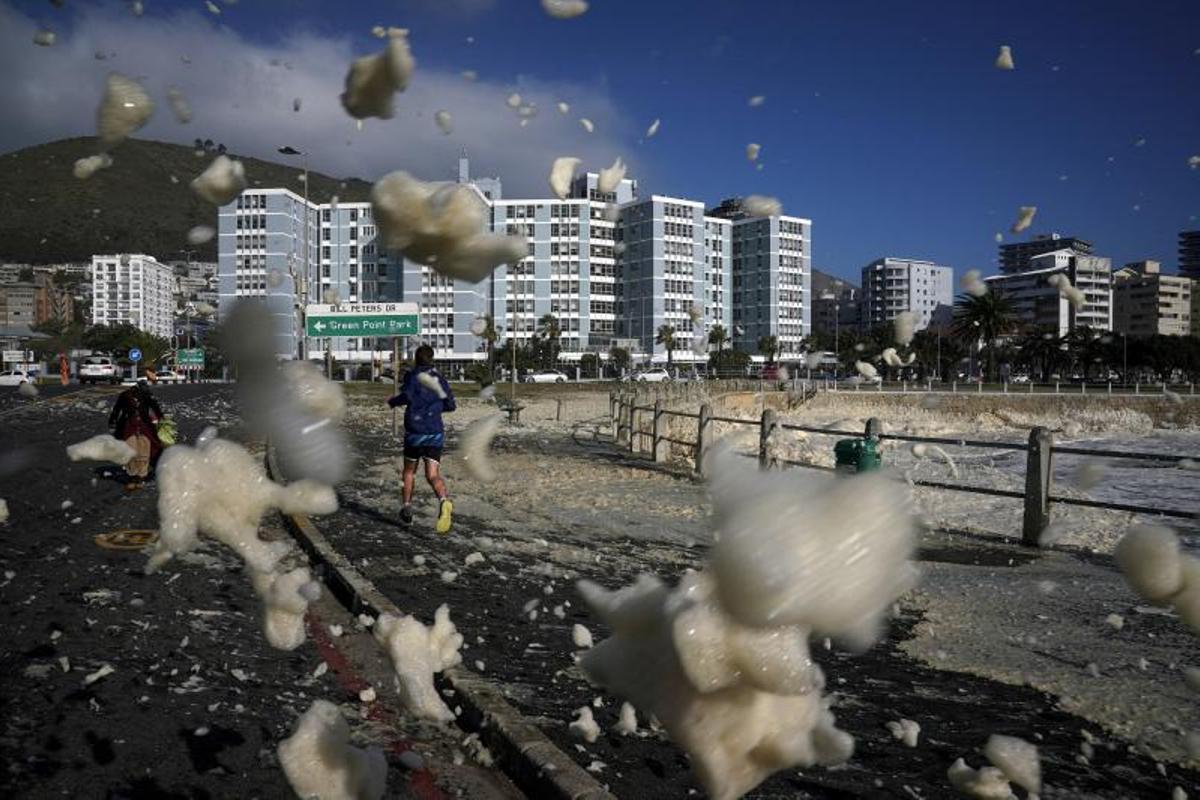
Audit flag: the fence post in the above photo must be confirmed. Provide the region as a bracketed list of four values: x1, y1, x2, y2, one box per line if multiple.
[1081, 382, 1086, 396]
[1003, 381, 1008, 394]
[758, 408, 778, 469]
[627, 402, 637, 454]
[556, 398, 564, 422]
[1055, 381, 1060, 395]
[609, 392, 618, 439]
[1135, 383, 1140, 395]
[652, 399, 666, 463]
[1022, 426, 1053, 547]
[952, 381, 957, 393]
[1107, 381, 1112, 395]
[977, 380, 982, 394]
[695, 403, 713, 475]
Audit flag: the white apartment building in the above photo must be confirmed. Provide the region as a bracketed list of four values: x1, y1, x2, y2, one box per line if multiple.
[1113, 260, 1191, 337]
[860, 257, 953, 331]
[91, 254, 175, 338]
[983, 249, 1113, 335]
[219, 158, 808, 367]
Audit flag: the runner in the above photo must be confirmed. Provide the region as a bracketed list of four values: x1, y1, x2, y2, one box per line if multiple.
[387, 345, 455, 533]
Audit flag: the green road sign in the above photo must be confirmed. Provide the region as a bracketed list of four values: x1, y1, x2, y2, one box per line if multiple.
[177, 348, 205, 367]
[304, 303, 420, 338]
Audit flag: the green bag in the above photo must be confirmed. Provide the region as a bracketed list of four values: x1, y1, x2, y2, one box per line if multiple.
[156, 417, 178, 447]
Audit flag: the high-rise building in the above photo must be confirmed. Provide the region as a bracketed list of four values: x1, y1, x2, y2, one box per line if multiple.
[486, 169, 635, 363]
[618, 195, 732, 360]
[1179, 230, 1200, 279]
[708, 197, 810, 357]
[90, 254, 174, 338]
[860, 257, 953, 332]
[1113, 260, 1191, 337]
[999, 233, 1094, 274]
[984, 249, 1112, 335]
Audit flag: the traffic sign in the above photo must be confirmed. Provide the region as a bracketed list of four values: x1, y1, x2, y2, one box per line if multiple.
[3, 350, 27, 363]
[128, 348, 142, 363]
[305, 303, 419, 337]
[177, 348, 205, 367]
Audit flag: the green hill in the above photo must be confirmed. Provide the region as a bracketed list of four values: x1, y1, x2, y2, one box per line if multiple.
[0, 137, 373, 264]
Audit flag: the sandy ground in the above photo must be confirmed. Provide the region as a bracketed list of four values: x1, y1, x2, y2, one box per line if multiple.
[338, 384, 1200, 793]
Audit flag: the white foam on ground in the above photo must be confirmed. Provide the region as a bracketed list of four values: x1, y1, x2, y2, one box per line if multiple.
[983, 734, 1040, 794]
[249, 567, 321, 650]
[67, 434, 135, 465]
[278, 700, 387, 800]
[372, 604, 463, 721]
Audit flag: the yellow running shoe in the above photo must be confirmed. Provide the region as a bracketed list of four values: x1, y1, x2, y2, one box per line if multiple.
[436, 498, 454, 534]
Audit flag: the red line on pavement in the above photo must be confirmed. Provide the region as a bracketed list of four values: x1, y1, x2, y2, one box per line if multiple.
[306, 611, 448, 800]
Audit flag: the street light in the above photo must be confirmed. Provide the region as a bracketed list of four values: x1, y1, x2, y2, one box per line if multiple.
[278, 146, 309, 361]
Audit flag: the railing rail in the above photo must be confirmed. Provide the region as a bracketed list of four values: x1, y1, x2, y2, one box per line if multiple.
[607, 390, 1198, 547]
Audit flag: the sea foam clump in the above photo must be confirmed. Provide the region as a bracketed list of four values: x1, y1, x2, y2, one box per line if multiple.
[371, 171, 526, 282]
[577, 454, 916, 799]
[278, 700, 387, 800]
[340, 28, 415, 120]
[1115, 524, 1200, 633]
[372, 604, 463, 721]
[147, 436, 337, 574]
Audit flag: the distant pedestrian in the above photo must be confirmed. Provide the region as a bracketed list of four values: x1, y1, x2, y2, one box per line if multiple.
[108, 379, 164, 490]
[388, 345, 455, 533]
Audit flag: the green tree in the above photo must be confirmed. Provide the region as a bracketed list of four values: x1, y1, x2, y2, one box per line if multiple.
[707, 324, 729, 356]
[1013, 327, 1067, 383]
[757, 334, 779, 364]
[608, 345, 631, 377]
[952, 291, 1017, 381]
[710, 347, 751, 377]
[656, 324, 677, 366]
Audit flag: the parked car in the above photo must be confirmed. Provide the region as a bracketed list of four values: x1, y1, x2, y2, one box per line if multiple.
[79, 356, 120, 385]
[1010, 374, 1031, 384]
[153, 369, 186, 384]
[0, 369, 32, 387]
[635, 368, 672, 383]
[524, 369, 568, 384]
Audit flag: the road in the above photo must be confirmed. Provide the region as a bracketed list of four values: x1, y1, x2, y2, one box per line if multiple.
[0, 383, 519, 800]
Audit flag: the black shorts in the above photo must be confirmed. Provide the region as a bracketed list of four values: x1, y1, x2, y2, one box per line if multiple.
[403, 444, 443, 463]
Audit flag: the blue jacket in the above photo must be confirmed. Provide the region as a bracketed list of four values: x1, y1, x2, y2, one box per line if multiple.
[387, 366, 456, 437]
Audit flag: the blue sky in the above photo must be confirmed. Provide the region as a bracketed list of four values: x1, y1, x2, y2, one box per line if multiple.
[6, 0, 1200, 284]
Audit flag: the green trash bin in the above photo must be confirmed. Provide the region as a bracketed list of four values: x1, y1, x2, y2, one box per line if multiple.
[834, 438, 882, 475]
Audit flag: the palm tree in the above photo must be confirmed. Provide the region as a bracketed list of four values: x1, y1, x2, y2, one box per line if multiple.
[707, 324, 729, 356]
[537, 313, 561, 370]
[952, 291, 1017, 381]
[1014, 327, 1065, 382]
[656, 324, 677, 366]
[757, 334, 779, 364]
[481, 314, 498, 372]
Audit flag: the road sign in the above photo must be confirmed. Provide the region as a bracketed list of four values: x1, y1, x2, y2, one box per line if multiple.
[305, 303, 419, 337]
[177, 348, 205, 367]
[128, 348, 142, 363]
[3, 350, 26, 363]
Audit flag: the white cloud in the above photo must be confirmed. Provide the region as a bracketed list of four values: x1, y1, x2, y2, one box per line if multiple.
[0, 3, 638, 196]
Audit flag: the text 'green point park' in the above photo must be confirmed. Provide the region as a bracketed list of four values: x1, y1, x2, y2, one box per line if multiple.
[305, 314, 419, 337]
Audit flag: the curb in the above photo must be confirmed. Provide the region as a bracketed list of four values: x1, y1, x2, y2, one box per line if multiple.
[267, 449, 615, 800]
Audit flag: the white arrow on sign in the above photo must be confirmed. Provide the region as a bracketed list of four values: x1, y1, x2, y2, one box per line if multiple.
[313, 321, 327, 332]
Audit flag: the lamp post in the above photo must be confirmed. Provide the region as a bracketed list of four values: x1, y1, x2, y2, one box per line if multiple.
[278, 146, 309, 361]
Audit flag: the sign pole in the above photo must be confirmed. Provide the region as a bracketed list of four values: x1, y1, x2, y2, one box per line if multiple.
[391, 336, 400, 437]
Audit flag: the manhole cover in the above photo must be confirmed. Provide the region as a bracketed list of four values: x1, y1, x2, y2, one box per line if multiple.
[95, 529, 159, 550]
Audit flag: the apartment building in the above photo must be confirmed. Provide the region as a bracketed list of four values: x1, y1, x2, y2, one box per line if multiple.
[1113, 260, 1191, 336]
[0, 283, 36, 328]
[860, 257, 953, 332]
[999, 233, 1094, 274]
[983, 249, 1112, 336]
[91, 254, 175, 338]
